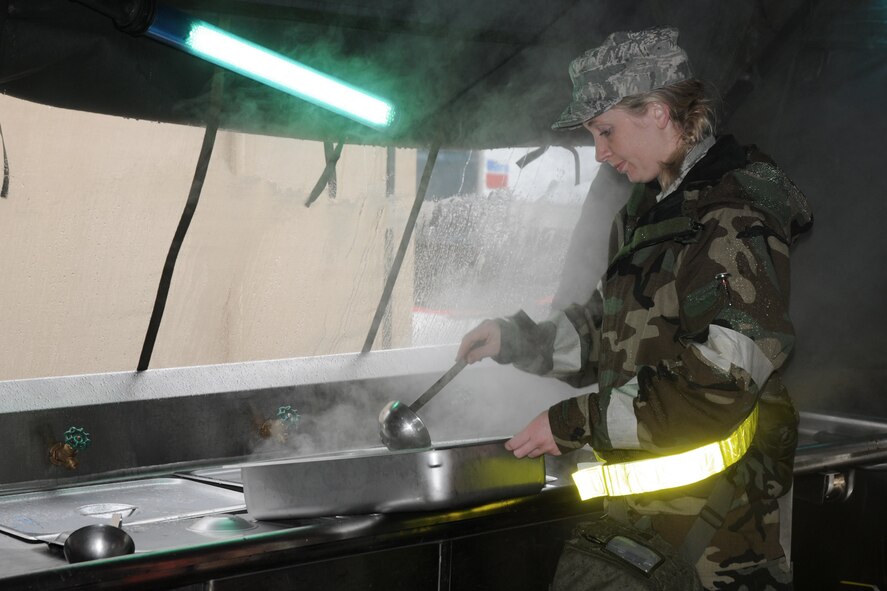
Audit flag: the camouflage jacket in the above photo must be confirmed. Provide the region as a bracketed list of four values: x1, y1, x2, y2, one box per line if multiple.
[495, 136, 813, 587]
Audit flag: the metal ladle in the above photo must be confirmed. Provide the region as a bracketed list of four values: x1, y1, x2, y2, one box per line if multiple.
[53, 514, 136, 563]
[378, 359, 468, 451]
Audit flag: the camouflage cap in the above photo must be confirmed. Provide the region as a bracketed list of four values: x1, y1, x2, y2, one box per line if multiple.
[552, 27, 693, 130]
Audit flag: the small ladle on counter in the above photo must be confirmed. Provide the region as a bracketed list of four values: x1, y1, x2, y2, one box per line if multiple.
[378, 358, 468, 451]
[48, 513, 136, 563]
[64, 523, 135, 563]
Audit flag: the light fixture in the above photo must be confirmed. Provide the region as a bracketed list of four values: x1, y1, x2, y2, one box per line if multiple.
[71, 1, 396, 129]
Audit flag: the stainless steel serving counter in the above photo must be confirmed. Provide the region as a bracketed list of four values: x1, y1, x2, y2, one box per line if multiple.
[2, 409, 887, 590]
[0, 459, 593, 591]
[2, 351, 887, 590]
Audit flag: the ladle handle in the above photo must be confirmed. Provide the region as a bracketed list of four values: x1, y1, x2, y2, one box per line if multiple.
[409, 359, 468, 413]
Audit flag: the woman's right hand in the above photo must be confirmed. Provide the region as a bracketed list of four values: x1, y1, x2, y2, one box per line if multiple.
[457, 319, 502, 364]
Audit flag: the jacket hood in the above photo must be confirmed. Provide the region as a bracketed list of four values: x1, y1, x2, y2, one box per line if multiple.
[689, 136, 814, 245]
[732, 162, 813, 244]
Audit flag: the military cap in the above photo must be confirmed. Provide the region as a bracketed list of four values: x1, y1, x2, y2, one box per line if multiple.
[552, 26, 693, 130]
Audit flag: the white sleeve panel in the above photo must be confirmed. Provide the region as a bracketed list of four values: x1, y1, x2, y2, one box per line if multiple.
[691, 324, 775, 389]
[547, 310, 584, 376]
[606, 378, 642, 449]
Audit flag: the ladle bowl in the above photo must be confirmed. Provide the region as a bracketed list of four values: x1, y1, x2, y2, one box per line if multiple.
[378, 358, 468, 451]
[63, 523, 136, 563]
[378, 400, 432, 451]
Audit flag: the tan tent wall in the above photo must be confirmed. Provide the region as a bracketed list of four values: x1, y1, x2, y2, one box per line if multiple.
[0, 95, 417, 380]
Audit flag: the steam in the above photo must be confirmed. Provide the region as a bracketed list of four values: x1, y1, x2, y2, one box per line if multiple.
[280, 394, 385, 456]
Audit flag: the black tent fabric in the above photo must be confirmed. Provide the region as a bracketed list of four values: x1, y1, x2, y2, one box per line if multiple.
[1, 0, 808, 148]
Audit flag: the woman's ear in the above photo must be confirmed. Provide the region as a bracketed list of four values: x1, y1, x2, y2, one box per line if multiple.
[649, 102, 671, 129]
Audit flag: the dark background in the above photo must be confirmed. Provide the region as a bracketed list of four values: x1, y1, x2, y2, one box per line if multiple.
[1, 0, 885, 416]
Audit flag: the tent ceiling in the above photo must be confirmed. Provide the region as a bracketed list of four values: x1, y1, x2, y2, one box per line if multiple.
[0, 0, 807, 148]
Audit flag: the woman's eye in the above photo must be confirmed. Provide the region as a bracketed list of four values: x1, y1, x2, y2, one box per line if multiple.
[598, 129, 611, 138]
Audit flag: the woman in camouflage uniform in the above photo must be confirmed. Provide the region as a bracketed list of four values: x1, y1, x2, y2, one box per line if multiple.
[457, 27, 812, 590]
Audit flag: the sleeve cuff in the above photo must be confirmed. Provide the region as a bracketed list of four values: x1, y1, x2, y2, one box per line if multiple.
[548, 397, 594, 453]
[493, 317, 520, 365]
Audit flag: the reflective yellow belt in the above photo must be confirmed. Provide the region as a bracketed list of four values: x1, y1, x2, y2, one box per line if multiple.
[572, 405, 758, 500]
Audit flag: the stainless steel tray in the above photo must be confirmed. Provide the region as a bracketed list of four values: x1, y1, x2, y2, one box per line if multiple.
[241, 438, 545, 519]
[0, 477, 245, 542]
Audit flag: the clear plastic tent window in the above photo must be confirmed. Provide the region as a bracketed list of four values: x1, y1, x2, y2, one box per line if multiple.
[0, 95, 605, 380]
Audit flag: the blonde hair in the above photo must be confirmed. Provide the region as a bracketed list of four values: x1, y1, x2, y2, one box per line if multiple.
[616, 79, 716, 188]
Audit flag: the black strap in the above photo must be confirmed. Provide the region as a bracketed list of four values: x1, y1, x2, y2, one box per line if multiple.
[515, 146, 582, 186]
[515, 146, 548, 169]
[678, 473, 736, 566]
[1, 123, 9, 198]
[138, 73, 223, 371]
[609, 216, 702, 265]
[305, 141, 344, 207]
[362, 145, 439, 353]
[562, 146, 581, 186]
[603, 472, 735, 568]
[606, 497, 631, 525]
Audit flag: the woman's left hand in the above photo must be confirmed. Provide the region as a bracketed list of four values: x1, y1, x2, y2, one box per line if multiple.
[505, 411, 562, 458]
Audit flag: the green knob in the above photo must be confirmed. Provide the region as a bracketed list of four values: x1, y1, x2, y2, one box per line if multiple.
[276, 406, 300, 425]
[64, 427, 91, 451]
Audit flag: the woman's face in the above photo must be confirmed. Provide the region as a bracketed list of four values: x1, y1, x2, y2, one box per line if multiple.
[583, 103, 680, 184]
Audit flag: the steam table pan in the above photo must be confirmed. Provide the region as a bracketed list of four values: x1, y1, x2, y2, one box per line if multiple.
[0, 477, 246, 542]
[240, 437, 545, 519]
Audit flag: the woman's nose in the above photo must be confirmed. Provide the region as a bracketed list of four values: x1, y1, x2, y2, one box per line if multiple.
[594, 140, 610, 163]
